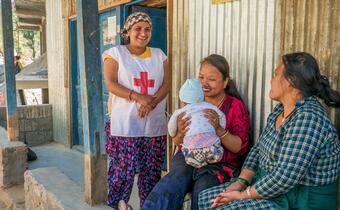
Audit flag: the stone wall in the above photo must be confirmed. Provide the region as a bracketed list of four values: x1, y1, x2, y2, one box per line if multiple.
[0, 105, 53, 146]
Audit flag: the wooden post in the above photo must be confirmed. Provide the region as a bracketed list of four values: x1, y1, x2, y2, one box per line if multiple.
[40, 18, 47, 54]
[76, 0, 106, 205]
[1, 0, 19, 141]
[41, 88, 49, 104]
[18, 89, 26, 105]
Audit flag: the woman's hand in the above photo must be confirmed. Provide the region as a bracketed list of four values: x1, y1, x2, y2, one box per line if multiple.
[134, 93, 155, 106]
[172, 112, 191, 146]
[223, 181, 246, 193]
[138, 105, 153, 118]
[211, 190, 243, 208]
[204, 109, 224, 135]
[177, 112, 191, 138]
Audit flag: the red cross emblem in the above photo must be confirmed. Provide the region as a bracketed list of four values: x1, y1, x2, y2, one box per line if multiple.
[133, 72, 155, 95]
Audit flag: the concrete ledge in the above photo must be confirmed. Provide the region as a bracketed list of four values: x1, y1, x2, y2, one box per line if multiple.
[0, 184, 25, 210]
[24, 167, 111, 210]
[0, 127, 26, 188]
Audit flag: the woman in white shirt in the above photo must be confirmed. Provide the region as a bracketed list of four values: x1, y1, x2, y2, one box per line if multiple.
[102, 12, 170, 209]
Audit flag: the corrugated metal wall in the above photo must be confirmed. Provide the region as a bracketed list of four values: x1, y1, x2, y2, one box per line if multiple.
[46, 0, 69, 145]
[171, 0, 189, 116]
[281, 0, 340, 133]
[280, 0, 340, 204]
[172, 0, 281, 139]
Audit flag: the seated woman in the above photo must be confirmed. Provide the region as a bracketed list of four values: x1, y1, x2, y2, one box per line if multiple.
[142, 54, 251, 210]
[198, 52, 340, 210]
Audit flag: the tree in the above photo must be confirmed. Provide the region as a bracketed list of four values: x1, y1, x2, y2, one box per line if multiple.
[0, 8, 40, 59]
[22, 31, 36, 58]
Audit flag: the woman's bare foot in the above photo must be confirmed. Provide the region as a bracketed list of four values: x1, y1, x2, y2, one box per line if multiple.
[118, 200, 134, 210]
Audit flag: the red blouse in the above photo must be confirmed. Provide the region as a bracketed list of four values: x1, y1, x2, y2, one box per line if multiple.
[218, 94, 251, 167]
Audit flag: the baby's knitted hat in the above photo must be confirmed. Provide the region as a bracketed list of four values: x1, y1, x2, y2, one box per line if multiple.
[179, 79, 204, 104]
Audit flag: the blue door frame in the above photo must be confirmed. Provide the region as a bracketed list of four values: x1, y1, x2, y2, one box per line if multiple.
[70, 8, 121, 147]
[69, 18, 83, 146]
[99, 8, 121, 121]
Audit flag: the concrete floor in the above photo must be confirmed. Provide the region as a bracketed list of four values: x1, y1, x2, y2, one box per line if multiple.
[29, 143, 141, 209]
[0, 200, 6, 210]
[29, 143, 84, 189]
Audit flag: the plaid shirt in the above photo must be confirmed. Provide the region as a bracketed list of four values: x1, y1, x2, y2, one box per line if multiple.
[243, 96, 340, 199]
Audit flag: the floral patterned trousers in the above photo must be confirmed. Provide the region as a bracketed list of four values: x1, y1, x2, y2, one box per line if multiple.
[105, 122, 166, 209]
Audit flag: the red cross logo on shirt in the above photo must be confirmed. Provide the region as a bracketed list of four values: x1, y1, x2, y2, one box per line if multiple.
[133, 72, 155, 95]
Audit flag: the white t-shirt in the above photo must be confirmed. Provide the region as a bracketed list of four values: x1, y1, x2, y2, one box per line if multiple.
[102, 45, 167, 137]
[168, 102, 226, 148]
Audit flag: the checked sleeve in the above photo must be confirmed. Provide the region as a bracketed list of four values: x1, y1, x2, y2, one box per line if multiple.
[253, 112, 324, 198]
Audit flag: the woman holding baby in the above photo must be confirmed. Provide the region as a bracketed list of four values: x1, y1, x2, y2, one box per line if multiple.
[142, 54, 251, 210]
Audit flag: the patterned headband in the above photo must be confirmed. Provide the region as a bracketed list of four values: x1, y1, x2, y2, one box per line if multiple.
[120, 12, 152, 43]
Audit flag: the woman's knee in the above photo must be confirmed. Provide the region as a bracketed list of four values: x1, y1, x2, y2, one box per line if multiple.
[170, 152, 193, 172]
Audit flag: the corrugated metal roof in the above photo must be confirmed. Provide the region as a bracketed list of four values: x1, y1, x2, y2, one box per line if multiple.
[16, 53, 47, 80]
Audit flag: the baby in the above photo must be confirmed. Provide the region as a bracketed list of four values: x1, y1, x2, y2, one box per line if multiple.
[168, 79, 226, 168]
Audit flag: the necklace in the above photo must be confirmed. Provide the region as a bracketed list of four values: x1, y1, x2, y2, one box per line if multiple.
[216, 95, 225, 108]
[281, 108, 296, 123]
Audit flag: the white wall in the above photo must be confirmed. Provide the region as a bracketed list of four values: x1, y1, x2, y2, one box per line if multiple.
[46, 0, 69, 145]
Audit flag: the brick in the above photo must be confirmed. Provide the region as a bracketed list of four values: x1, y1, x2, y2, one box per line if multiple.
[36, 118, 53, 131]
[19, 132, 26, 143]
[25, 131, 51, 147]
[19, 119, 25, 131]
[24, 120, 32, 132]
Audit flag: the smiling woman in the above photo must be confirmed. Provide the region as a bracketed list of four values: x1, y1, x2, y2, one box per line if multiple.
[102, 12, 171, 210]
[142, 54, 251, 210]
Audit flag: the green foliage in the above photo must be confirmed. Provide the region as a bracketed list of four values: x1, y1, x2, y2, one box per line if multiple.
[0, 9, 40, 59]
[12, 12, 19, 53]
[22, 31, 38, 58]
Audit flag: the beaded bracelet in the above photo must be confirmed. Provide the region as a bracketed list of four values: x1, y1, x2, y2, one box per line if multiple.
[237, 177, 250, 186]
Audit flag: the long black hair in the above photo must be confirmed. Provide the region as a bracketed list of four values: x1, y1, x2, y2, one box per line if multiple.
[282, 52, 340, 107]
[201, 54, 243, 100]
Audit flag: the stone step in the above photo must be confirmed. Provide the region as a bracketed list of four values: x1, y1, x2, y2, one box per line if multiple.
[0, 184, 25, 210]
[25, 167, 111, 210]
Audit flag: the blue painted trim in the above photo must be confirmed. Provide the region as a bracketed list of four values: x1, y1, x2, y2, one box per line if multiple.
[69, 19, 82, 146]
[98, 8, 120, 122]
[76, 0, 105, 155]
[123, 0, 145, 21]
[1, 0, 17, 116]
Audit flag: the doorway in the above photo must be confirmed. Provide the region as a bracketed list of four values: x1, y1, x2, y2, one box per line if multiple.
[69, 7, 121, 148]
